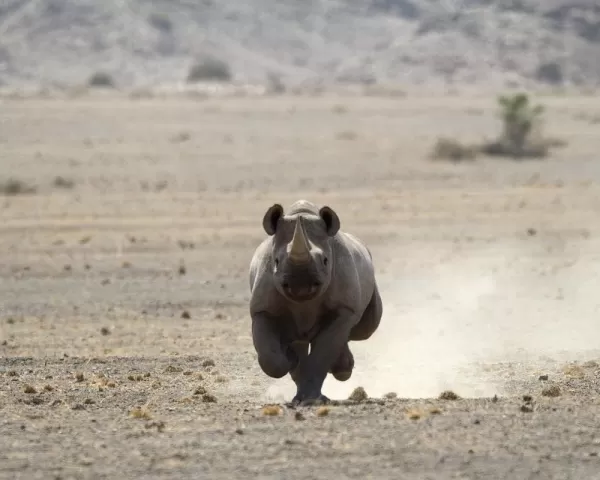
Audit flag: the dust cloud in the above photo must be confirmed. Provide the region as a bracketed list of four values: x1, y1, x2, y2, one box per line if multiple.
[266, 238, 600, 402]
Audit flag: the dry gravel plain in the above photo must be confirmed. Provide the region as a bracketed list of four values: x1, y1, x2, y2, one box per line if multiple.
[1, 91, 600, 479]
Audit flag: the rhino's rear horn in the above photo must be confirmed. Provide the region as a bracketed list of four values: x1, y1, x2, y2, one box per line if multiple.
[288, 216, 311, 264]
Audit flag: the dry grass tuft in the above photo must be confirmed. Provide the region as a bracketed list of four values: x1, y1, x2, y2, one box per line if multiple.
[431, 138, 478, 162]
[439, 390, 460, 401]
[0, 178, 37, 196]
[130, 406, 152, 420]
[405, 408, 424, 420]
[541, 385, 561, 397]
[562, 364, 585, 379]
[348, 386, 368, 402]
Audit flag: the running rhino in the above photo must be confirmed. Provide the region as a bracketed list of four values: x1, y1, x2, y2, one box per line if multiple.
[248, 199, 383, 405]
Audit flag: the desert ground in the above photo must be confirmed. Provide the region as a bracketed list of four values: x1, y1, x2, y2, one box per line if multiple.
[1, 91, 600, 479]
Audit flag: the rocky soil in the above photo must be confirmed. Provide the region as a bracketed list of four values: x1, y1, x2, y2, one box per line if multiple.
[1, 92, 600, 478]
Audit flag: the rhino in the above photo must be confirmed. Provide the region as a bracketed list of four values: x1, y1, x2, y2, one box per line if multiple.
[248, 199, 383, 405]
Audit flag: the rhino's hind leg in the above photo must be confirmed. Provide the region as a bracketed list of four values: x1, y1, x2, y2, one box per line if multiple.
[329, 343, 354, 381]
[349, 284, 383, 341]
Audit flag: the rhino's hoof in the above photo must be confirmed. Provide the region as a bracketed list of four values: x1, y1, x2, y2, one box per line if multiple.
[291, 393, 330, 407]
[331, 370, 352, 382]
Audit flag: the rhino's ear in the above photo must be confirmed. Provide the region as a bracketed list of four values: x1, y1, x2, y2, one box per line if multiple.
[262, 204, 284, 235]
[319, 206, 340, 236]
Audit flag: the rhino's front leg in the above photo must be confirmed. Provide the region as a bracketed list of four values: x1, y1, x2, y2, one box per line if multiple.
[252, 311, 297, 379]
[292, 308, 358, 405]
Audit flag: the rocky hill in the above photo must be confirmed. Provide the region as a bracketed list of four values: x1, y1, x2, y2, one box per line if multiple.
[0, 0, 598, 90]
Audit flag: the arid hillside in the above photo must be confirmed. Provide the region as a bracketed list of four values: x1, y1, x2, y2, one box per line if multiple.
[0, 0, 599, 90]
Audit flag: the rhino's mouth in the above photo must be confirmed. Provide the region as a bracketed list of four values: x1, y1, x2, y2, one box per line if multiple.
[281, 280, 322, 302]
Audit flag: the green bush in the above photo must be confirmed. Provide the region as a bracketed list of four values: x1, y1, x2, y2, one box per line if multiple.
[483, 93, 548, 159]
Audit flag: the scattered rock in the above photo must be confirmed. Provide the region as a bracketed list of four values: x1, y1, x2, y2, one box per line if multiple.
[100, 327, 110, 336]
[526, 228, 537, 236]
[202, 359, 215, 368]
[75, 373, 85, 382]
[316, 406, 330, 417]
[24, 385, 37, 394]
[294, 411, 305, 421]
[202, 393, 217, 403]
[181, 311, 191, 319]
[262, 405, 282, 416]
[538, 375, 549, 381]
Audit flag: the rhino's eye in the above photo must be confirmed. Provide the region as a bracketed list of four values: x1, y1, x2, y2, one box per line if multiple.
[274, 258, 279, 267]
[323, 257, 328, 266]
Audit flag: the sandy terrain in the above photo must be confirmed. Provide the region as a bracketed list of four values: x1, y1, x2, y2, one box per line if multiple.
[1, 92, 600, 479]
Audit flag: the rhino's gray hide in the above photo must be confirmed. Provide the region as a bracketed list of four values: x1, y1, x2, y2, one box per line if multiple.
[248, 199, 382, 405]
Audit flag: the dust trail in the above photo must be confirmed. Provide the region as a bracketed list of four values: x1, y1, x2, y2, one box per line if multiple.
[265, 237, 600, 402]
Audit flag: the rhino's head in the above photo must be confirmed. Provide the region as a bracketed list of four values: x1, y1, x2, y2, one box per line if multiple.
[262, 203, 340, 303]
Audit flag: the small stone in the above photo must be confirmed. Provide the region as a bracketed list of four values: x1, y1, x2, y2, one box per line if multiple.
[316, 406, 330, 417]
[100, 327, 110, 336]
[181, 311, 191, 319]
[538, 375, 549, 381]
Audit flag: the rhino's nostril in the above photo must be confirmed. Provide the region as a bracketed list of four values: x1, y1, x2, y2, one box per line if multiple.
[282, 282, 290, 289]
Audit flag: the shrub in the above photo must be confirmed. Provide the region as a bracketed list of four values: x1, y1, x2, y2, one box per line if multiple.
[0, 178, 37, 195]
[187, 57, 232, 83]
[148, 12, 172, 33]
[431, 138, 478, 162]
[88, 72, 115, 88]
[483, 93, 548, 159]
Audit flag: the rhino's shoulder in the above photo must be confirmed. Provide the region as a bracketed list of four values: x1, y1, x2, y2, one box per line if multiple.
[249, 237, 273, 290]
[335, 231, 372, 259]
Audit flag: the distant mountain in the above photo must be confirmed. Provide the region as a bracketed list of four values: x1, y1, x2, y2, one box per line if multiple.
[0, 0, 598, 89]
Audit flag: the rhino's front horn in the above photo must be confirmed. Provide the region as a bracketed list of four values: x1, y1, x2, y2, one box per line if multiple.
[288, 216, 311, 264]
